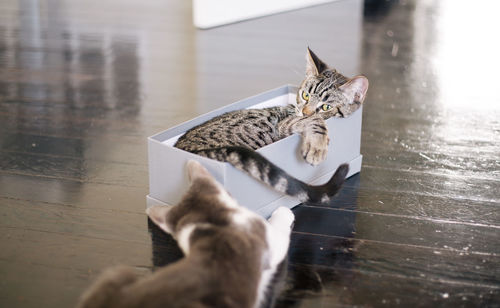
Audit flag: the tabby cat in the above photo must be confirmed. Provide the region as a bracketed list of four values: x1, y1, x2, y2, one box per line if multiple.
[175, 48, 368, 203]
[76, 160, 296, 308]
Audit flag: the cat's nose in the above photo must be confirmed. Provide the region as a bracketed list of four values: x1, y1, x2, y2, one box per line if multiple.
[302, 105, 315, 116]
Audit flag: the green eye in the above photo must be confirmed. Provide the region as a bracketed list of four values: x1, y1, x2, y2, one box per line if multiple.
[321, 104, 332, 111]
[301, 91, 310, 101]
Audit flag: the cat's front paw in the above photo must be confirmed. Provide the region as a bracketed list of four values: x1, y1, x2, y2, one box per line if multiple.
[301, 134, 329, 165]
[269, 206, 295, 232]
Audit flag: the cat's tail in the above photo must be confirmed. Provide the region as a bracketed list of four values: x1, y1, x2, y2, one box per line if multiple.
[192, 146, 349, 203]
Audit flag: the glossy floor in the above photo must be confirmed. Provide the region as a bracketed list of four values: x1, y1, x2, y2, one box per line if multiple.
[0, 0, 499, 307]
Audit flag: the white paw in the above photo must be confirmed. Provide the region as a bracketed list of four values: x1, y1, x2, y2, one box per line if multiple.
[269, 206, 295, 229]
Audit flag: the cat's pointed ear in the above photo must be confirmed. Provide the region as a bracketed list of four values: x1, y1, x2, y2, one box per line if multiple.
[186, 160, 212, 182]
[146, 206, 173, 234]
[339, 75, 369, 104]
[306, 47, 329, 76]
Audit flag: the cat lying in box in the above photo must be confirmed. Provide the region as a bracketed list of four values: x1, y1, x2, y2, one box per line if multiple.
[175, 48, 367, 204]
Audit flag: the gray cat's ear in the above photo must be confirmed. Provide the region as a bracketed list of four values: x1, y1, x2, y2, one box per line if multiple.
[339, 75, 369, 104]
[306, 47, 329, 76]
[186, 160, 211, 182]
[146, 206, 173, 234]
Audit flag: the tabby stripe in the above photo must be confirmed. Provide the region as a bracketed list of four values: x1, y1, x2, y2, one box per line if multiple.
[260, 164, 270, 183]
[235, 132, 251, 147]
[312, 131, 326, 135]
[289, 117, 308, 134]
[195, 140, 209, 146]
[311, 82, 318, 94]
[258, 131, 273, 144]
[194, 136, 211, 145]
[209, 136, 225, 145]
[243, 127, 266, 148]
[255, 132, 267, 145]
[314, 80, 325, 94]
[282, 117, 301, 135]
[319, 87, 329, 98]
[263, 120, 274, 133]
[312, 123, 326, 131]
[238, 132, 262, 150]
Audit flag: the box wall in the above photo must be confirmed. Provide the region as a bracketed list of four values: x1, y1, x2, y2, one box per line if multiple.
[148, 139, 227, 206]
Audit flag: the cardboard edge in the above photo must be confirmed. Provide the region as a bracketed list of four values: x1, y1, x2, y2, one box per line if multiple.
[146, 195, 172, 208]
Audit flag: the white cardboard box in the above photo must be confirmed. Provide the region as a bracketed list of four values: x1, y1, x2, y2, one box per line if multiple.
[147, 85, 362, 218]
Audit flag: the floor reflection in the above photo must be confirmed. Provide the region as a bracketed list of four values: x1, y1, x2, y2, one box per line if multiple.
[360, 0, 500, 183]
[0, 0, 142, 200]
[278, 174, 361, 306]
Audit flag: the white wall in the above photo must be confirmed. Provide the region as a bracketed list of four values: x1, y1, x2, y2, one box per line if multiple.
[193, 0, 339, 29]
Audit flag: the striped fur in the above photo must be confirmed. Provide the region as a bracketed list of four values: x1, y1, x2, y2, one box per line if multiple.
[193, 146, 349, 203]
[174, 48, 369, 203]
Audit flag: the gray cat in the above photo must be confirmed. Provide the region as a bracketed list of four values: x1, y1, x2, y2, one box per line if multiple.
[175, 48, 368, 203]
[76, 160, 296, 308]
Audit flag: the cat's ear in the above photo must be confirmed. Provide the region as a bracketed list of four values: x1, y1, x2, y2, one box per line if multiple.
[339, 75, 369, 104]
[306, 47, 329, 76]
[146, 206, 173, 234]
[186, 160, 212, 182]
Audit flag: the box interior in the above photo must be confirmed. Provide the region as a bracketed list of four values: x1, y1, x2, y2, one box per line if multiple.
[162, 92, 296, 146]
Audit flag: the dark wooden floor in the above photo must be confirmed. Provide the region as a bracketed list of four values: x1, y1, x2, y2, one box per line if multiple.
[1, 0, 499, 307]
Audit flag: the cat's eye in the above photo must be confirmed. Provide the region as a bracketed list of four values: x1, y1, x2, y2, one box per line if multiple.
[301, 91, 310, 101]
[321, 104, 332, 111]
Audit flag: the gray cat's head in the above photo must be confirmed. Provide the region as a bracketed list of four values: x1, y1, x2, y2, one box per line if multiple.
[297, 48, 369, 118]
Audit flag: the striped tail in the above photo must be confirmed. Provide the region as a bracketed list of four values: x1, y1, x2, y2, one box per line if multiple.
[192, 146, 349, 203]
